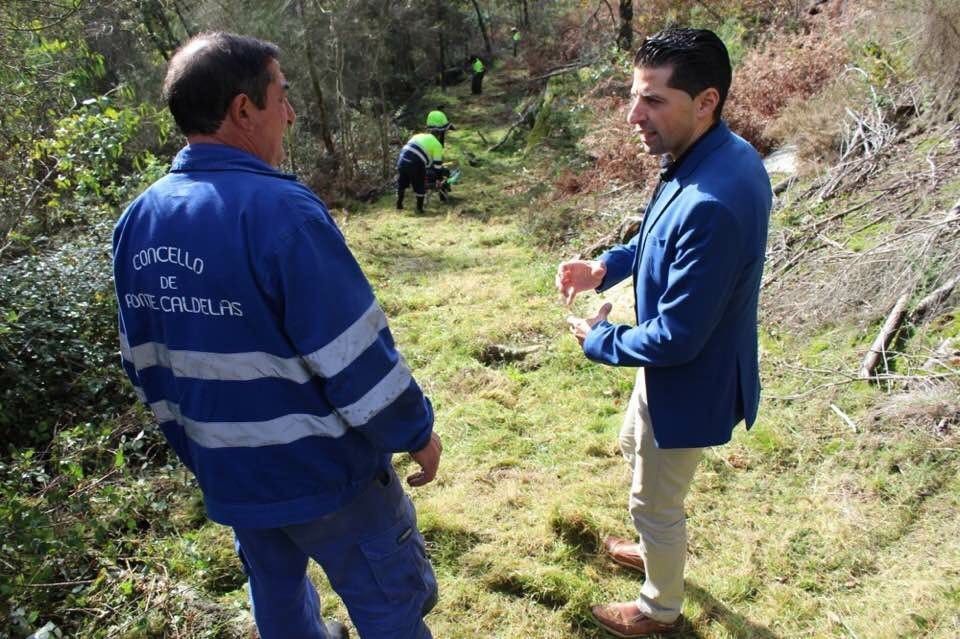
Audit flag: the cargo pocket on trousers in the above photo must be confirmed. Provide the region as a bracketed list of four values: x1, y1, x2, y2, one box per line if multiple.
[359, 517, 430, 606]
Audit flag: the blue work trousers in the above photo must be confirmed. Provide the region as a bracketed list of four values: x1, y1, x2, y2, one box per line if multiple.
[233, 467, 437, 639]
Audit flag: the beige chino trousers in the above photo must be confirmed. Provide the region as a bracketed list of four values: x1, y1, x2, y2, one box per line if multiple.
[618, 368, 705, 623]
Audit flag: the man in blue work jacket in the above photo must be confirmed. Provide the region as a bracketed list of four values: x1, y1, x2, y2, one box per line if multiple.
[113, 33, 441, 639]
[557, 28, 771, 637]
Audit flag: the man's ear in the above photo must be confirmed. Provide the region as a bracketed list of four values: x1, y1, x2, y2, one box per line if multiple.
[695, 87, 720, 121]
[227, 93, 255, 131]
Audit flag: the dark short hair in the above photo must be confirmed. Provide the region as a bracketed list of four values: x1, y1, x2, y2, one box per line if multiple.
[162, 32, 280, 135]
[634, 28, 731, 121]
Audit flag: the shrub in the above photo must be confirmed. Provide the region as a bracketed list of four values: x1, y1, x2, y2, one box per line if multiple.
[520, 200, 584, 248]
[765, 73, 873, 166]
[909, 0, 960, 122]
[578, 92, 659, 191]
[0, 416, 205, 638]
[0, 224, 130, 450]
[725, 27, 849, 154]
[26, 95, 172, 234]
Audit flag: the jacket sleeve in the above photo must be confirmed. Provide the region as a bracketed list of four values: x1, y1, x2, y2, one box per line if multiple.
[583, 200, 742, 367]
[596, 232, 639, 292]
[269, 195, 433, 454]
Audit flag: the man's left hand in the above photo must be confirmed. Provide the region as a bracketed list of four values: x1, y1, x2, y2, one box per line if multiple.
[566, 302, 612, 345]
[407, 432, 442, 487]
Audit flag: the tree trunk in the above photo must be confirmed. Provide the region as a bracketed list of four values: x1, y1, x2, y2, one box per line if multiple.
[295, 0, 337, 160]
[378, 0, 392, 178]
[617, 0, 633, 52]
[152, 0, 179, 51]
[170, 0, 194, 37]
[333, 28, 355, 182]
[434, 0, 447, 90]
[378, 75, 390, 178]
[439, 30, 448, 90]
[469, 0, 493, 60]
[142, 22, 170, 61]
[522, 0, 529, 29]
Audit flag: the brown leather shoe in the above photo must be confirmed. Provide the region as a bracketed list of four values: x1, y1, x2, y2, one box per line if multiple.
[603, 536, 645, 573]
[591, 601, 680, 638]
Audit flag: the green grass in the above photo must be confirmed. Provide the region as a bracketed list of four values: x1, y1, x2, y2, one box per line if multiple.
[5, 65, 960, 639]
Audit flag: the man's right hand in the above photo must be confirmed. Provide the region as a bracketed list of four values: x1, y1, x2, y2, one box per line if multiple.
[555, 260, 607, 306]
[407, 432, 442, 487]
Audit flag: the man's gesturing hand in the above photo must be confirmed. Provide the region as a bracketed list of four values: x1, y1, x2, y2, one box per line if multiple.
[566, 302, 613, 345]
[555, 260, 607, 306]
[407, 432, 442, 487]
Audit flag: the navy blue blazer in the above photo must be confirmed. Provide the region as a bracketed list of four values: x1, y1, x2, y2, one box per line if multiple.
[583, 122, 771, 448]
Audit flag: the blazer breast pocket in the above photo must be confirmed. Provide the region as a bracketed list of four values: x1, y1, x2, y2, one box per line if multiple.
[642, 235, 670, 287]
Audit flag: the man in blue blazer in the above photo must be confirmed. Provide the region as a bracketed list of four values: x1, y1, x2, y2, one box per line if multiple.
[558, 28, 771, 637]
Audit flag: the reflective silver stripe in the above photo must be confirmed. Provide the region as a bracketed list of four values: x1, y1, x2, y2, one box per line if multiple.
[303, 301, 388, 378]
[120, 332, 146, 402]
[122, 301, 387, 383]
[402, 143, 429, 165]
[338, 358, 412, 427]
[119, 331, 133, 361]
[150, 399, 348, 448]
[131, 342, 314, 382]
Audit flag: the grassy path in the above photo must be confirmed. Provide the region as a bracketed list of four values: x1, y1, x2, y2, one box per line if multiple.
[313, 71, 960, 638]
[332, 70, 642, 638]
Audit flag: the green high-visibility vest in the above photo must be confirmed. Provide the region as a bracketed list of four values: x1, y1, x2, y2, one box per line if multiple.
[409, 133, 444, 163]
[473, 58, 485, 73]
[513, 31, 521, 42]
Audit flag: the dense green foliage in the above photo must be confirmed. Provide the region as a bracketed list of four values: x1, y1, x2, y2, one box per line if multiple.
[0, 226, 127, 449]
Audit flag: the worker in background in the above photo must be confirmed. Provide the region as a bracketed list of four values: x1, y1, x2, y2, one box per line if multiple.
[512, 28, 521, 57]
[396, 118, 447, 213]
[471, 56, 485, 95]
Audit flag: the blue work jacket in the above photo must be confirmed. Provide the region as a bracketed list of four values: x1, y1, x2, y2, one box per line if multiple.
[114, 144, 433, 528]
[584, 122, 772, 448]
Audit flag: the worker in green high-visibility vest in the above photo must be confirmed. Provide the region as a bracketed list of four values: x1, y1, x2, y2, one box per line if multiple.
[471, 56, 485, 95]
[511, 27, 521, 57]
[396, 112, 453, 213]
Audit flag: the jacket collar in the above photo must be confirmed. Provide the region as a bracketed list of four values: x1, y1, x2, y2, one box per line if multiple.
[668, 120, 730, 182]
[170, 143, 298, 180]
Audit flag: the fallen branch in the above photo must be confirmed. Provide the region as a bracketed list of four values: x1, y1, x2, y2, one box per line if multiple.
[488, 90, 544, 152]
[488, 119, 526, 152]
[528, 58, 597, 82]
[24, 578, 95, 588]
[859, 292, 912, 379]
[772, 176, 796, 196]
[761, 243, 827, 289]
[766, 371, 960, 402]
[810, 191, 886, 231]
[830, 403, 858, 432]
[577, 215, 642, 259]
[922, 337, 960, 371]
[912, 276, 958, 320]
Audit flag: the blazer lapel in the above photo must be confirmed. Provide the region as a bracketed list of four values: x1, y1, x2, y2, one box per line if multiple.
[630, 123, 732, 276]
[637, 178, 681, 261]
